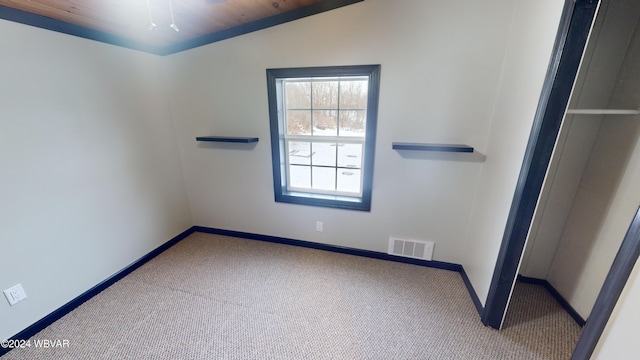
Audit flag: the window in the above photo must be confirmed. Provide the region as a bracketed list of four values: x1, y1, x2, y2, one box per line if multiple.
[267, 65, 381, 211]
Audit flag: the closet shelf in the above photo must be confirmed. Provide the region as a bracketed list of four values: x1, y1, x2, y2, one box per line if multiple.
[196, 136, 259, 143]
[392, 142, 474, 153]
[566, 109, 640, 115]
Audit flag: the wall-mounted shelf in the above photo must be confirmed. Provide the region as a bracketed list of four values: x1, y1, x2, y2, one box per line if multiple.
[196, 136, 259, 143]
[392, 142, 474, 153]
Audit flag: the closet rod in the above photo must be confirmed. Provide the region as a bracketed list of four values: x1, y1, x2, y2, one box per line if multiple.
[566, 109, 640, 115]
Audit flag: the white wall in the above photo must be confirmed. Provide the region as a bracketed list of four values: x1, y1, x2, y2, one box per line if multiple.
[0, 20, 192, 340]
[546, 110, 640, 318]
[519, 114, 602, 279]
[166, 0, 544, 268]
[461, 0, 564, 305]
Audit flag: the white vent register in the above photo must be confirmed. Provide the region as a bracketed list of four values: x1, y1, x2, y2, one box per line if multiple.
[388, 237, 434, 261]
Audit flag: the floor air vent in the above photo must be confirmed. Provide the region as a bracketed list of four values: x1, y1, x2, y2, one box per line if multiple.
[388, 237, 434, 261]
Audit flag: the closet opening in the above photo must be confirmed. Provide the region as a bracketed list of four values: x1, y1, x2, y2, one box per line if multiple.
[483, 0, 640, 359]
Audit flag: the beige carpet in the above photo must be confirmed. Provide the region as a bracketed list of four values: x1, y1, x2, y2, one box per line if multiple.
[2, 233, 581, 359]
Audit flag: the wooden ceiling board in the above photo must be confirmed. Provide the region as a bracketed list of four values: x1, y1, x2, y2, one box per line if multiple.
[0, 0, 361, 54]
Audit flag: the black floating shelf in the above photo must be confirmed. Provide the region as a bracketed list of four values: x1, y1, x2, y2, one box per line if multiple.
[392, 142, 474, 153]
[196, 136, 259, 143]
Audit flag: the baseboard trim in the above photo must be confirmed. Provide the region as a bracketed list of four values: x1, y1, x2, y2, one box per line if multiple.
[0, 227, 195, 357]
[518, 275, 586, 326]
[194, 226, 463, 272]
[460, 267, 484, 316]
[193, 226, 484, 315]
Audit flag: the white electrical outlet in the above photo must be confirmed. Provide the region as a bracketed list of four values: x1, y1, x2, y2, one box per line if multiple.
[4, 284, 27, 306]
[316, 221, 323, 232]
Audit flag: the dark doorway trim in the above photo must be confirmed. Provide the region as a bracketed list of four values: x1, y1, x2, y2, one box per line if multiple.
[481, 0, 600, 329]
[571, 205, 640, 359]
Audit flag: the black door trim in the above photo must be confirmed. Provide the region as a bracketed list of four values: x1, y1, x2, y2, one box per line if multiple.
[570, 205, 640, 359]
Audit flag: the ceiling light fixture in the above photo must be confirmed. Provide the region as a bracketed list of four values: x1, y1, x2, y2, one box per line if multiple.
[168, 0, 179, 32]
[146, 0, 157, 30]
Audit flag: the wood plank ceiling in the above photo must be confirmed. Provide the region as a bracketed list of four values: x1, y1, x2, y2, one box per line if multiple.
[0, 0, 359, 54]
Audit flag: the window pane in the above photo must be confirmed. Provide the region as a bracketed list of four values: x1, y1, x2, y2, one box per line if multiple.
[288, 141, 311, 165]
[286, 110, 311, 135]
[312, 110, 337, 136]
[267, 65, 380, 211]
[312, 81, 338, 109]
[337, 169, 361, 194]
[337, 143, 362, 168]
[312, 167, 336, 191]
[339, 80, 368, 109]
[285, 81, 310, 108]
[339, 110, 366, 137]
[290, 165, 311, 189]
[311, 142, 336, 167]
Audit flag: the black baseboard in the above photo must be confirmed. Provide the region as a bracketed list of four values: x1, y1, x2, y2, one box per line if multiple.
[0, 227, 195, 357]
[460, 268, 484, 316]
[193, 226, 463, 272]
[193, 226, 484, 316]
[517, 275, 586, 326]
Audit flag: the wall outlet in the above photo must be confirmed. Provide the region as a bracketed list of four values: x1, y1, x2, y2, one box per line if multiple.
[316, 221, 323, 232]
[4, 284, 27, 306]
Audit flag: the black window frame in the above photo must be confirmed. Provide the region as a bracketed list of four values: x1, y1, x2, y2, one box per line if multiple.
[266, 65, 381, 211]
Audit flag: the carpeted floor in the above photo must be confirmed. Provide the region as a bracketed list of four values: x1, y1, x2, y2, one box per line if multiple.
[2, 233, 581, 359]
